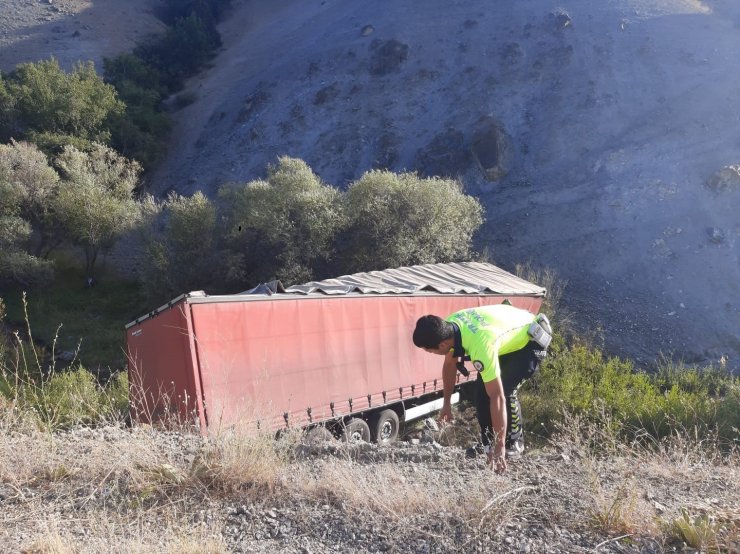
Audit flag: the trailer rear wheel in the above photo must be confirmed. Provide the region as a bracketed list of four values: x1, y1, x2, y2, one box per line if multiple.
[342, 418, 371, 443]
[371, 409, 400, 445]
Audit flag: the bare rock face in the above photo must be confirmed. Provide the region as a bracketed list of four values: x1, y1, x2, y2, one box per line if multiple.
[470, 117, 511, 182]
[706, 166, 740, 193]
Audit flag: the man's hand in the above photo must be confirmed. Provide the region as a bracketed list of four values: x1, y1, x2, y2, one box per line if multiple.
[438, 402, 453, 423]
[487, 444, 507, 474]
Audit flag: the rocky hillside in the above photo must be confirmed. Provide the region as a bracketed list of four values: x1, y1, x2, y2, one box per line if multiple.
[2, 0, 737, 370]
[151, 0, 739, 371]
[0, 0, 163, 72]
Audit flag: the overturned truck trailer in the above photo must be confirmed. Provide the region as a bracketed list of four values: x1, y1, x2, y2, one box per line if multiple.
[126, 262, 545, 442]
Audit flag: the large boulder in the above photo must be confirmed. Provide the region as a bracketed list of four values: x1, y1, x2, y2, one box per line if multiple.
[470, 117, 511, 182]
[706, 166, 740, 193]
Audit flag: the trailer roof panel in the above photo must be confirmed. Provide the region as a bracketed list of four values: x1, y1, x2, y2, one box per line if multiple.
[282, 261, 546, 296]
[126, 262, 545, 328]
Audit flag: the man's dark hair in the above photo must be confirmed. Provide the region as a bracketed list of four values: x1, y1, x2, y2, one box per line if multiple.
[413, 315, 453, 349]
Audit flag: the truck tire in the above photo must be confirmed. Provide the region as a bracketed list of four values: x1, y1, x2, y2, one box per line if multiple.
[371, 409, 400, 445]
[342, 417, 371, 443]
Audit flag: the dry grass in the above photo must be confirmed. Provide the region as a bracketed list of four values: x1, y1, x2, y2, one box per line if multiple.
[1, 404, 737, 552]
[188, 430, 295, 495]
[21, 529, 76, 554]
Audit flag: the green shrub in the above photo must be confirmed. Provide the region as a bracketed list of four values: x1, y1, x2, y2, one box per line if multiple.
[0, 59, 123, 152]
[54, 144, 141, 280]
[135, 14, 220, 90]
[139, 192, 219, 301]
[103, 54, 171, 168]
[220, 157, 346, 285]
[521, 342, 739, 446]
[339, 170, 483, 274]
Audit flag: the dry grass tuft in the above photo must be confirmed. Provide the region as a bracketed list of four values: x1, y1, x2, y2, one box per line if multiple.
[164, 532, 228, 554]
[297, 459, 445, 517]
[188, 430, 294, 495]
[21, 529, 76, 554]
[588, 477, 646, 535]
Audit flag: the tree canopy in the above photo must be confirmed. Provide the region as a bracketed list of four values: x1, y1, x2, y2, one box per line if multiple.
[341, 170, 484, 274]
[54, 144, 141, 279]
[0, 59, 123, 152]
[221, 157, 346, 285]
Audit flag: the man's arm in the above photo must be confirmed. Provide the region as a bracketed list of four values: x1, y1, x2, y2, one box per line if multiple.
[484, 376, 507, 473]
[439, 351, 457, 422]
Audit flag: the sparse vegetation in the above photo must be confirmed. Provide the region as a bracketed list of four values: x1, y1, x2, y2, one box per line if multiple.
[520, 342, 739, 446]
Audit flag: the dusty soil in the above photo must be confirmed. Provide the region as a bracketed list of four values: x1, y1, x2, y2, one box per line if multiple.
[1, 418, 738, 553]
[0, 0, 164, 72]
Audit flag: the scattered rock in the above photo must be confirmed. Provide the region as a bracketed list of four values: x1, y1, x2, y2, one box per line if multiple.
[369, 39, 409, 76]
[707, 227, 726, 244]
[470, 116, 512, 182]
[374, 132, 399, 169]
[360, 24, 374, 37]
[414, 128, 472, 177]
[237, 89, 270, 123]
[706, 165, 740, 193]
[549, 9, 572, 31]
[313, 83, 339, 105]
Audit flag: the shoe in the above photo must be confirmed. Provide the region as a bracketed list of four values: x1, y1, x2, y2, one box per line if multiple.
[505, 439, 525, 458]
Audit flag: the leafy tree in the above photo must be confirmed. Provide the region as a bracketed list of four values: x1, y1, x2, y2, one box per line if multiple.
[221, 157, 346, 285]
[0, 75, 12, 140]
[0, 140, 62, 256]
[103, 54, 171, 167]
[139, 192, 219, 300]
[1, 59, 123, 152]
[159, 0, 232, 25]
[135, 14, 220, 89]
[54, 144, 141, 281]
[0, 176, 53, 286]
[339, 171, 484, 273]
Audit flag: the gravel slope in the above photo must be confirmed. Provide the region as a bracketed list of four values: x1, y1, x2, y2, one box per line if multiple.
[0, 0, 163, 72]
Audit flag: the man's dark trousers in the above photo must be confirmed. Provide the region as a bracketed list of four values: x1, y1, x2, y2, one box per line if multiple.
[474, 341, 542, 448]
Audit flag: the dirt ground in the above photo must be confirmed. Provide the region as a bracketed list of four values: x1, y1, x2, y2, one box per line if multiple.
[1, 420, 738, 553]
[0, 0, 164, 73]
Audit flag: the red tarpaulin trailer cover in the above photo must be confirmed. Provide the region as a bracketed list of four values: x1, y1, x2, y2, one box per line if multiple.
[126, 262, 545, 433]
